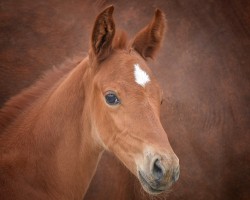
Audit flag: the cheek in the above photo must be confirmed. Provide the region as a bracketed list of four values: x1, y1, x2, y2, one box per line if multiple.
[92, 98, 112, 141]
[90, 92, 108, 142]
[91, 88, 126, 146]
[96, 109, 126, 147]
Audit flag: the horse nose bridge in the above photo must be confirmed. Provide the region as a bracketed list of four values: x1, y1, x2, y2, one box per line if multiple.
[144, 126, 171, 148]
[138, 99, 162, 126]
[138, 109, 168, 140]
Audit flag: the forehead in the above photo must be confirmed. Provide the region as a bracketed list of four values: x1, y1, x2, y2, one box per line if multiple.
[98, 50, 153, 85]
[95, 50, 162, 101]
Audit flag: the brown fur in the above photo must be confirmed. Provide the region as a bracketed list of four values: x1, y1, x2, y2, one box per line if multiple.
[131, 9, 166, 60]
[0, 28, 128, 133]
[0, 26, 127, 135]
[1, 1, 249, 200]
[0, 58, 82, 133]
[0, 6, 179, 200]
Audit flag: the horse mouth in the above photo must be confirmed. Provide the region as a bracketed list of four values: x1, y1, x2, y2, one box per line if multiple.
[138, 171, 166, 195]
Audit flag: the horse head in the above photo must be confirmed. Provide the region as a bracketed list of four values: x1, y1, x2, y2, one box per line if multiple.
[86, 6, 179, 194]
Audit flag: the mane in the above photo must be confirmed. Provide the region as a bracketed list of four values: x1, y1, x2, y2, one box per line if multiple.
[0, 56, 83, 132]
[0, 31, 127, 133]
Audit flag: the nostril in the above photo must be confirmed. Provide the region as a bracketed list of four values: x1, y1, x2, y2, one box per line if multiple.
[152, 159, 165, 180]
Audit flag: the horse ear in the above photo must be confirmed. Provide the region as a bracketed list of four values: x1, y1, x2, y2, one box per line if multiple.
[90, 5, 115, 62]
[131, 9, 166, 60]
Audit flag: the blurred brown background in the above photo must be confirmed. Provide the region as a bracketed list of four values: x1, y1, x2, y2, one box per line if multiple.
[0, 0, 249, 200]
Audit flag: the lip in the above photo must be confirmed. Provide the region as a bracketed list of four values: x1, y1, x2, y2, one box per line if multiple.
[138, 171, 166, 194]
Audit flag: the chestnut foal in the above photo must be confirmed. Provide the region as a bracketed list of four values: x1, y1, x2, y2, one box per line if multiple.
[0, 6, 179, 200]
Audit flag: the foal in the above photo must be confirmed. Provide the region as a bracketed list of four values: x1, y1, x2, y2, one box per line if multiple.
[0, 6, 179, 199]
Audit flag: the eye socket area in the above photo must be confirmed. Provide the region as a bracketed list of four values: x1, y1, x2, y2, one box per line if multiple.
[104, 91, 120, 106]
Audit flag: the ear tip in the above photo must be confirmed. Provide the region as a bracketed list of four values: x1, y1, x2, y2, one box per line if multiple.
[104, 5, 114, 14]
[98, 5, 114, 17]
[155, 8, 161, 13]
[154, 8, 165, 19]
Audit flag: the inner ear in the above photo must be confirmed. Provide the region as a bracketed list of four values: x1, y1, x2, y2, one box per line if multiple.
[131, 9, 166, 60]
[91, 5, 115, 62]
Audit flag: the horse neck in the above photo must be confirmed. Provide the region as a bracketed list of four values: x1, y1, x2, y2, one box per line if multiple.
[42, 58, 103, 195]
[1, 58, 103, 199]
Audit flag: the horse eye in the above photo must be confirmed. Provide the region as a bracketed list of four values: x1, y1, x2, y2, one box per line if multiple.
[105, 92, 120, 105]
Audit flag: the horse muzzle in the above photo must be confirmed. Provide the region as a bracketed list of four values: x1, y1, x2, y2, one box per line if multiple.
[137, 153, 180, 194]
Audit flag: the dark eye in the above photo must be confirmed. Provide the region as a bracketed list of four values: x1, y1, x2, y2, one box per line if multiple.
[105, 92, 120, 105]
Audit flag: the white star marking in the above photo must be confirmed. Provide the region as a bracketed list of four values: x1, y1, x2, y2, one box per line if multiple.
[134, 64, 150, 87]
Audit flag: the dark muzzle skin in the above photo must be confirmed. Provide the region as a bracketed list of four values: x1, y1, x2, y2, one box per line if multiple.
[138, 153, 180, 194]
